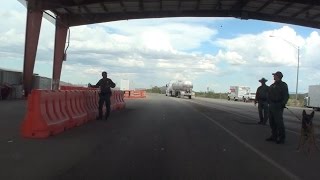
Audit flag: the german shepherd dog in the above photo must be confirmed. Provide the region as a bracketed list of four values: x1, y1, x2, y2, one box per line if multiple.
[297, 110, 319, 154]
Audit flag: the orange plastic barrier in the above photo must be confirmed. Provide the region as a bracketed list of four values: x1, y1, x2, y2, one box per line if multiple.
[83, 90, 98, 121]
[101, 90, 126, 112]
[124, 91, 130, 98]
[114, 91, 120, 110]
[60, 85, 93, 90]
[124, 90, 146, 99]
[77, 91, 88, 122]
[110, 91, 116, 111]
[119, 91, 126, 108]
[52, 90, 69, 129]
[115, 91, 125, 109]
[65, 90, 87, 127]
[21, 90, 69, 138]
[141, 90, 146, 98]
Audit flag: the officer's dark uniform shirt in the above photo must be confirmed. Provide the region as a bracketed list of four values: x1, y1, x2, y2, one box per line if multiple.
[256, 84, 269, 102]
[268, 80, 289, 106]
[95, 78, 115, 96]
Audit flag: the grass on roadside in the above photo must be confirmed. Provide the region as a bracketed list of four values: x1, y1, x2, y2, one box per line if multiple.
[195, 92, 306, 107]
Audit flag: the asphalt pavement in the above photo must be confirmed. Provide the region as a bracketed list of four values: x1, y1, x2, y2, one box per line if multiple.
[1, 94, 320, 180]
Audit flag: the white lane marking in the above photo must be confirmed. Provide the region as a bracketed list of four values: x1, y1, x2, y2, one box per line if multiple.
[198, 111, 300, 180]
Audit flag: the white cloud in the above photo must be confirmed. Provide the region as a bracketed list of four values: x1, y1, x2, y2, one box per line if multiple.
[83, 68, 103, 75]
[214, 26, 312, 67]
[303, 31, 320, 68]
[216, 50, 246, 65]
[117, 58, 145, 67]
[140, 30, 173, 51]
[101, 19, 218, 51]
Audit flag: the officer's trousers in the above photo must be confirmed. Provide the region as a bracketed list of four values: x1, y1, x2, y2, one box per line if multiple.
[258, 101, 269, 123]
[269, 103, 285, 140]
[98, 94, 111, 119]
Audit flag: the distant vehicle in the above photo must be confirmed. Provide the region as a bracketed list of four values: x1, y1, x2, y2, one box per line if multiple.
[304, 85, 320, 111]
[166, 80, 193, 99]
[243, 92, 256, 102]
[227, 86, 250, 101]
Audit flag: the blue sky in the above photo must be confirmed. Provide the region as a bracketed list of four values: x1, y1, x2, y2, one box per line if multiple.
[1, 1, 320, 93]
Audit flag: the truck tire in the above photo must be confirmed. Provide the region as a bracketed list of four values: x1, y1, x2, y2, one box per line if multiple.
[228, 96, 230, 101]
[188, 95, 191, 99]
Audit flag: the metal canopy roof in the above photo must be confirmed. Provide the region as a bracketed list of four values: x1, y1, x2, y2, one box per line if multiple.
[25, 0, 320, 28]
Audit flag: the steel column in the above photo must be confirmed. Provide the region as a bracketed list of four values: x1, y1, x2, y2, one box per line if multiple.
[52, 24, 68, 90]
[23, 8, 43, 97]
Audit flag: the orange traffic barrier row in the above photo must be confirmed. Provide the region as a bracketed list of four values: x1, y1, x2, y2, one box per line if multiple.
[21, 89, 125, 138]
[123, 90, 146, 99]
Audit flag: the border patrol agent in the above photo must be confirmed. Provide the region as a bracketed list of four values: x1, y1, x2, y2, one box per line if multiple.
[255, 78, 269, 125]
[89, 71, 116, 120]
[266, 71, 289, 144]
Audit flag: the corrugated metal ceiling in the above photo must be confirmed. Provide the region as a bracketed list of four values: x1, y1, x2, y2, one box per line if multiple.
[22, 0, 320, 28]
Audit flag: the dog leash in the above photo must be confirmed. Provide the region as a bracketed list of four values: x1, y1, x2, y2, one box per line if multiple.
[285, 107, 302, 121]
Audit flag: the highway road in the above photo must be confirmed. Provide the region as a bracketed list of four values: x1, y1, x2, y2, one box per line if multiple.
[1, 93, 320, 180]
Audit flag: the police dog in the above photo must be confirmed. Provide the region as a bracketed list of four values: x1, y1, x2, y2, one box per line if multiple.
[297, 110, 319, 154]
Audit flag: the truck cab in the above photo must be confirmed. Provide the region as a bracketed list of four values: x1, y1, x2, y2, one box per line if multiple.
[165, 83, 173, 97]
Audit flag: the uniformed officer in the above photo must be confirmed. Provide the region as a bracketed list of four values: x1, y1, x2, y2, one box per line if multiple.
[89, 71, 116, 120]
[266, 71, 289, 144]
[254, 78, 269, 125]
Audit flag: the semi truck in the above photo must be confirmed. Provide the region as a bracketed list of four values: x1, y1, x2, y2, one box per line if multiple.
[227, 86, 251, 101]
[304, 85, 320, 111]
[166, 80, 193, 99]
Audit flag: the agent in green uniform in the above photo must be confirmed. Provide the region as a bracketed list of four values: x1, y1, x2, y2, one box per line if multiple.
[89, 71, 116, 120]
[266, 71, 289, 144]
[254, 78, 269, 125]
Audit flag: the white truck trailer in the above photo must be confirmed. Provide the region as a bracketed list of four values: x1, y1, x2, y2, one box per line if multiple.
[166, 80, 193, 99]
[304, 85, 320, 111]
[227, 86, 250, 101]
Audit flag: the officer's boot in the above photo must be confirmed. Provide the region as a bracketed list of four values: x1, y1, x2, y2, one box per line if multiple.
[277, 129, 285, 144]
[266, 130, 277, 141]
[105, 109, 110, 120]
[265, 135, 276, 141]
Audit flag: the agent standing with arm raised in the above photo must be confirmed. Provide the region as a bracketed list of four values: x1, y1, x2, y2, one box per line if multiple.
[266, 71, 289, 144]
[89, 71, 116, 120]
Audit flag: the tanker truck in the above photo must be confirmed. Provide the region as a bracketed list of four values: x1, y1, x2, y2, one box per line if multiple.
[165, 80, 193, 99]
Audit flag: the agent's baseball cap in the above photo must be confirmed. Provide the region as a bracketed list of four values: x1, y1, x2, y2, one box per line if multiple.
[272, 71, 283, 78]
